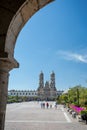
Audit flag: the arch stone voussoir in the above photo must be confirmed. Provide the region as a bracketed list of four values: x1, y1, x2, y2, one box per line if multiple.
[5, 0, 54, 60]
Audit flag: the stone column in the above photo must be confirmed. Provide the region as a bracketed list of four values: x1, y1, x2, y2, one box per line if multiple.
[0, 70, 9, 130]
[0, 58, 18, 130]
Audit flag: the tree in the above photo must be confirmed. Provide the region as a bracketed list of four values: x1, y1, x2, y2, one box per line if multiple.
[58, 85, 87, 107]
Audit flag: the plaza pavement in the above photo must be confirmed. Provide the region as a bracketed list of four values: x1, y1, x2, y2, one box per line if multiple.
[5, 101, 87, 130]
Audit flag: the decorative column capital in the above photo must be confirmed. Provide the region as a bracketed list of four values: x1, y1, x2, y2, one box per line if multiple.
[0, 58, 19, 72]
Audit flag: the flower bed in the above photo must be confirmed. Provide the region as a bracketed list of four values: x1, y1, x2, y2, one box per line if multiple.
[69, 104, 85, 114]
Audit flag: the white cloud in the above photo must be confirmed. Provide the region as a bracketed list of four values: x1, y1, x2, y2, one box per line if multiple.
[57, 50, 87, 63]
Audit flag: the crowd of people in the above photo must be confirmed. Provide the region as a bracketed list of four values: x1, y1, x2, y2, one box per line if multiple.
[40, 102, 57, 109]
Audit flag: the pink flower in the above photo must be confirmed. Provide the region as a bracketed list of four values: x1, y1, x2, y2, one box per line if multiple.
[69, 105, 85, 114]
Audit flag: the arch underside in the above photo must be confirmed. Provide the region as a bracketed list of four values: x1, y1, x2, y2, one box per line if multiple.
[0, 0, 54, 68]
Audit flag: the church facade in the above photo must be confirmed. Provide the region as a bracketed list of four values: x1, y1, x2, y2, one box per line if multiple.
[8, 71, 64, 101]
[37, 71, 57, 100]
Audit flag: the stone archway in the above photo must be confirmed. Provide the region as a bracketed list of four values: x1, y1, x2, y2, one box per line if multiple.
[0, 0, 54, 129]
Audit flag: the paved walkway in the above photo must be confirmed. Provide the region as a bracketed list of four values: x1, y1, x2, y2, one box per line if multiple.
[5, 101, 87, 130]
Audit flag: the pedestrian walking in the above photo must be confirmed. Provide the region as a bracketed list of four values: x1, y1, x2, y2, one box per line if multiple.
[46, 102, 49, 109]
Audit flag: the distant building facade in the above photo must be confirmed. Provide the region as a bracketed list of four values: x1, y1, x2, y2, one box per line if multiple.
[37, 71, 57, 100]
[8, 71, 64, 100]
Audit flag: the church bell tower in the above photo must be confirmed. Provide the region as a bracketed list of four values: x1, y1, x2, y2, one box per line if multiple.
[50, 71, 57, 98]
[37, 71, 44, 100]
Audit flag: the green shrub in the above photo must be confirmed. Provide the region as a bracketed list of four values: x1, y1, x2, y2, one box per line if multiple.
[80, 110, 87, 115]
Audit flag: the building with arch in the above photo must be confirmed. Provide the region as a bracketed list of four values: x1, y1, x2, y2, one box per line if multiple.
[0, 0, 54, 129]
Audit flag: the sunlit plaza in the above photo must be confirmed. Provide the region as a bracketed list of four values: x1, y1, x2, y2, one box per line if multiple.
[5, 102, 87, 130]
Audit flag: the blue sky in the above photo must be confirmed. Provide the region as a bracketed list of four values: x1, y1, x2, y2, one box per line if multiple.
[9, 0, 87, 91]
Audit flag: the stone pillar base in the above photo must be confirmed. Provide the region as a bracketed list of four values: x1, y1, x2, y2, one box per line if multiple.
[0, 113, 5, 130]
